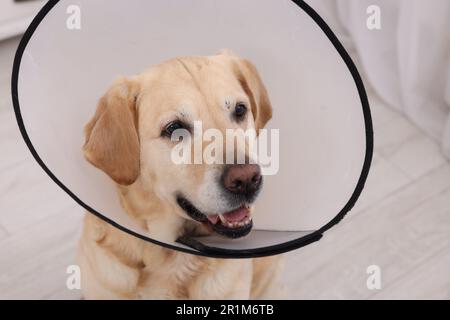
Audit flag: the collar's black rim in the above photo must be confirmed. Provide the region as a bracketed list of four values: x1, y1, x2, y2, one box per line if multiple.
[11, 0, 373, 259]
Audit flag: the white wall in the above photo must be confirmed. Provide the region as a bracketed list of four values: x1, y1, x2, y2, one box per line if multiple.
[0, 0, 45, 40]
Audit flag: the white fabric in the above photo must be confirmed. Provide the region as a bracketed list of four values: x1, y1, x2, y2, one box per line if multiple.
[308, 0, 450, 157]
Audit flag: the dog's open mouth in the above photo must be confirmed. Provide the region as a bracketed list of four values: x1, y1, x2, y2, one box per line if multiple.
[177, 196, 253, 239]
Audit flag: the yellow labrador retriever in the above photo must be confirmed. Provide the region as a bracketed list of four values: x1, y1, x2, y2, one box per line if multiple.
[77, 51, 283, 299]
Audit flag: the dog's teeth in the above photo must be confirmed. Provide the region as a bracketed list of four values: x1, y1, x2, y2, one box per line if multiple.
[219, 214, 253, 228]
[219, 214, 226, 224]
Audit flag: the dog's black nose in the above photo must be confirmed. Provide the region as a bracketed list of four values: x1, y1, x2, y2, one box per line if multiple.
[222, 164, 262, 195]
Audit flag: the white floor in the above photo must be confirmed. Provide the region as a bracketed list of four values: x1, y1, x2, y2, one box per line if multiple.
[1, 36, 449, 300]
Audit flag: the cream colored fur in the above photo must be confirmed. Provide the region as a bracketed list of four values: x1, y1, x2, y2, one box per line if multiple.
[78, 51, 283, 299]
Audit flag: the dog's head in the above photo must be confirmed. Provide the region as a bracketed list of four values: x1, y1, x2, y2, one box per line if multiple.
[83, 51, 272, 239]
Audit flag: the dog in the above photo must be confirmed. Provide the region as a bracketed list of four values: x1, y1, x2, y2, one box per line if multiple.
[77, 50, 284, 299]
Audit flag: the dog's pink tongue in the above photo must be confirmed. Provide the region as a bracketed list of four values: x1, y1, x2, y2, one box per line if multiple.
[207, 215, 219, 224]
[223, 206, 249, 222]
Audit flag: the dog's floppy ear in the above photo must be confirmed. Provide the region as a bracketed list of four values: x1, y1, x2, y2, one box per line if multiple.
[232, 58, 272, 131]
[83, 77, 140, 185]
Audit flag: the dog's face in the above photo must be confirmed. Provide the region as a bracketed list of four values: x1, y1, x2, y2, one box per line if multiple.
[83, 52, 272, 239]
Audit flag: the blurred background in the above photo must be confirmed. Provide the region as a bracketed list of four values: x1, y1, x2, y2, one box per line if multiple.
[0, 0, 449, 299]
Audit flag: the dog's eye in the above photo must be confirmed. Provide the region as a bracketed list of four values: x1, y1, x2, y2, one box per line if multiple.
[162, 120, 186, 138]
[234, 103, 247, 121]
